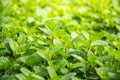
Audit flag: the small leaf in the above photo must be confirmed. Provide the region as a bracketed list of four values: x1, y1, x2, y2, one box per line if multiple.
[69, 50, 85, 58]
[5, 39, 19, 56]
[15, 73, 26, 80]
[71, 32, 78, 40]
[116, 25, 120, 31]
[95, 60, 103, 66]
[60, 72, 76, 80]
[47, 66, 57, 79]
[82, 31, 90, 40]
[39, 27, 51, 35]
[33, 66, 48, 76]
[88, 52, 96, 63]
[52, 39, 62, 53]
[95, 67, 110, 80]
[60, 68, 69, 74]
[72, 62, 84, 69]
[71, 54, 86, 62]
[37, 50, 47, 60]
[71, 77, 80, 80]
[108, 72, 116, 79]
[32, 74, 45, 80]
[53, 39, 61, 45]
[25, 53, 43, 66]
[20, 67, 31, 77]
[91, 40, 108, 46]
[27, 36, 34, 42]
[0, 57, 10, 70]
[27, 17, 35, 23]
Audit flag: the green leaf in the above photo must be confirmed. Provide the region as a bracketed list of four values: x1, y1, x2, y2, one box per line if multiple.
[15, 74, 27, 80]
[60, 72, 76, 80]
[4, 39, 18, 56]
[27, 17, 35, 23]
[108, 48, 120, 61]
[72, 77, 80, 80]
[52, 39, 62, 53]
[69, 50, 86, 58]
[82, 31, 90, 40]
[71, 32, 78, 40]
[71, 54, 86, 62]
[20, 68, 31, 77]
[1, 75, 17, 80]
[60, 68, 69, 74]
[9, 39, 18, 55]
[39, 27, 52, 35]
[72, 62, 84, 69]
[33, 66, 48, 76]
[32, 74, 45, 80]
[95, 67, 110, 80]
[0, 57, 10, 70]
[25, 53, 43, 66]
[88, 52, 97, 63]
[91, 40, 108, 46]
[47, 66, 57, 79]
[37, 50, 47, 60]
[116, 25, 120, 31]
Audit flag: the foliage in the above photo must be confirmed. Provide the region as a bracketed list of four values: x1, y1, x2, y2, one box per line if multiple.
[0, 0, 120, 80]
